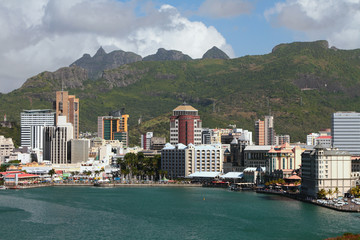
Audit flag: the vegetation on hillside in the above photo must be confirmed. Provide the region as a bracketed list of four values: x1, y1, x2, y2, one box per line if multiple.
[1, 41, 360, 145]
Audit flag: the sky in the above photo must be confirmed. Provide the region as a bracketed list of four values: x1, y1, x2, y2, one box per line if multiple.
[1, 0, 360, 93]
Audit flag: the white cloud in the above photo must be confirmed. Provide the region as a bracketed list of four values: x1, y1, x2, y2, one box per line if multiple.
[265, 0, 360, 49]
[0, 0, 234, 93]
[198, 0, 253, 18]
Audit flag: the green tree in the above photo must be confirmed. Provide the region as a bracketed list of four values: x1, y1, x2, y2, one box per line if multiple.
[48, 169, 56, 178]
[317, 189, 327, 199]
[327, 189, 333, 199]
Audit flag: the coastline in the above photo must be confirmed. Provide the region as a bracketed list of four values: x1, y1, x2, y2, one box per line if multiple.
[256, 189, 360, 213]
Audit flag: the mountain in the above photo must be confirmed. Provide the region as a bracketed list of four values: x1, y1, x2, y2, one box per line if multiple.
[202, 46, 229, 59]
[2, 40, 360, 146]
[143, 48, 192, 61]
[70, 47, 142, 79]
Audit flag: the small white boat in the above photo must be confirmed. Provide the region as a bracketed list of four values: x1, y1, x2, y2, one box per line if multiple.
[0, 185, 6, 190]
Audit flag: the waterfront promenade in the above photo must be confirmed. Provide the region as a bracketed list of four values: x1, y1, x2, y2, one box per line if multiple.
[256, 189, 360, 212]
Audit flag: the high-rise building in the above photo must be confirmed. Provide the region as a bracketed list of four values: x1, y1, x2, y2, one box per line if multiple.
[264, 116, 275, 145]
[43, 116, 73, 164]
[255, 120, 265, 145]
[98, 110, 129, 147]
[170, 103, 202, 145]
[141, 132, 153, 150]
[20, 109, 56, 149]
[55, 91, 79, 139]
[332, 112, 360, 155]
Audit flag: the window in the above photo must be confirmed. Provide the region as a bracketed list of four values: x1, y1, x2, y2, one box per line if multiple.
[283, 158, 285, 169]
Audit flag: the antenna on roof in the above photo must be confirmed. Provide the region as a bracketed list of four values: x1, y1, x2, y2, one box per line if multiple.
[61, 79, 64, 91]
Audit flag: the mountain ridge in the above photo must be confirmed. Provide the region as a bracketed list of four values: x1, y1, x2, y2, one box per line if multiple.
[2, 40, 360, 146]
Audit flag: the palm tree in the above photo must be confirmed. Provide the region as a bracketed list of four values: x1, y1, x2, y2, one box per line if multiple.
[49, 169, 56, 179]
[334, 187, 340, 198]
[327, 189, 333, 199]
[317, 189, 327, 199]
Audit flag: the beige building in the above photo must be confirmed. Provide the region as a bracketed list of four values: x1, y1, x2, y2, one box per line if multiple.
[267, 143, 302, 174]
[301, 145, 356, 198]
[70, 139, 90, 163]
[56, 91, 79, 139]
[0, 135, 14, 162]
[161, 143, 223, 179]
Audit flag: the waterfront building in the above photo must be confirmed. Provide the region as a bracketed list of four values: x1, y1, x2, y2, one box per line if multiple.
[267, 143, 302, 174]
[20, 109, 55, 149]
[55, 91, 79, 139]
[301, 145, 356, 198]
[275, 135, 290, 145]
[97, 110, 129, 147]
[141, 132, 153, 150]
[170, 103, 202, 146]
[244, 145, 272, 168]
[70, 139, 90, 163]
[43, 116, 73, 164]
[255, 120, 265, 145]
[161, 143, 223, 179]
[332, 112, 360, 155]
[0, 135, 14, 163]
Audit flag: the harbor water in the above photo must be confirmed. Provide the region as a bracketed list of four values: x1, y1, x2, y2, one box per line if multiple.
[0, 186, 359, 239]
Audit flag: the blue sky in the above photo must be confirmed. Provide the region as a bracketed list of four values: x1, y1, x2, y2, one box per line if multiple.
[0, 0, 359, 93]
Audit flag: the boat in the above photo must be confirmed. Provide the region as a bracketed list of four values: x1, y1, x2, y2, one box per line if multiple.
[0, 185, 6, 190]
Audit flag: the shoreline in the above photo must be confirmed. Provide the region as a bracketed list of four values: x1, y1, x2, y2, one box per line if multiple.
[256, 189, 360, 213]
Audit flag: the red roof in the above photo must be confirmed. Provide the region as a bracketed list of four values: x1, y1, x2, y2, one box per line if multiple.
[0, 171, 22, 175]
[316, 136, 332, 139]
[4, 173, 39, 179]
[286, 175, 301, 180]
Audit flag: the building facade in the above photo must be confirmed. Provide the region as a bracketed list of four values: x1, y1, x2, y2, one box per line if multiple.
[170, 103, 202, 146]
[0, 135, 14, 163]
[255, 120, 265, 145]
[267, 143, 302, 174]
[332, 112, 360, 155]
[98, 111, 129, 147]
[70, 139, 90, 163]
[141, 132, 153, 150]
[301, 145, 356, 198]
[55, 91, 79, 139]
[161, 143, 223, 179]
[275, 135, 290, 145]
[20, 109, 55, 149]
[43, 116, 73, 164]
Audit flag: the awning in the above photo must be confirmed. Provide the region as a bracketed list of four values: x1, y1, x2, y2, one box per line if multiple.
[187, 172, 221, 178]
[220, 172, 243, 179]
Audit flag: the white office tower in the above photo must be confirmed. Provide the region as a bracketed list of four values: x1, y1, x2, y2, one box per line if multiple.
[306, 133, 320, 145]
[332, 112, 360, 155]
[43, 116, 73, 164]
[20, 110, 55, 149]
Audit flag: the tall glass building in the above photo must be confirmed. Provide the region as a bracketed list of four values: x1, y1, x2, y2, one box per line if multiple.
[20, 109, 56, 149]
[332, 112, 360, 155]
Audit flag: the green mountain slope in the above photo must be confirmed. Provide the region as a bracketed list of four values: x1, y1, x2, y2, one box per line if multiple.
[1, 40, 360, 145]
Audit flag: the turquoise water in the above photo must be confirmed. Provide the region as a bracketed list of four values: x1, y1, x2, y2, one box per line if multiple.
[0, 187, 359, 240]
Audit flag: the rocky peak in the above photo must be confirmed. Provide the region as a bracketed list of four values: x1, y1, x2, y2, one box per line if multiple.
[143, 48, 192, 61]
[202, 46, 230, 59]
